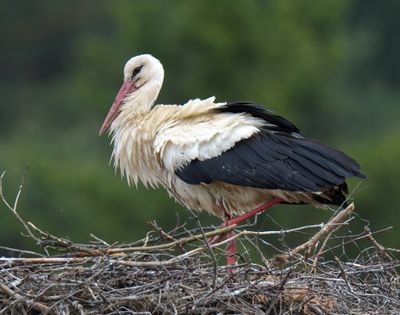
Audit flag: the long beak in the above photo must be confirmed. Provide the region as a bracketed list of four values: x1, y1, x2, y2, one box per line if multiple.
[99, 80, 138, 136]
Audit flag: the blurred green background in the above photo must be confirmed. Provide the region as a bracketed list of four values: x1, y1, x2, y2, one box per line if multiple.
[1, 0, 399, 254]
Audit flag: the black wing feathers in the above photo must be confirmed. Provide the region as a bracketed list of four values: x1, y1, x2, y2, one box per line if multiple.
[176, 131, 364, 191]
[175, 102, 366, 204]
[218, 102, 301, 134]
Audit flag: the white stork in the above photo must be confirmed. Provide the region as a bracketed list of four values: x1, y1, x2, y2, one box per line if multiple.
[99, 54, 366, 264]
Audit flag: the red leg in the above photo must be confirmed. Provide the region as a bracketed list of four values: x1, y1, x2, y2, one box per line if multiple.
[224, 213, 236, 265]
[208, 198, 283, 266]
[223, 198, 283, 227]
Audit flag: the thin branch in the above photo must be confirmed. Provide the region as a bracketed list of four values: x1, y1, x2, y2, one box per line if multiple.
[0, 246, 44, 257]
[0, 283, 51, 314]
[0, 171, 41, 244]
[364, 226, 393, 261]
[273, 203, 355, 264]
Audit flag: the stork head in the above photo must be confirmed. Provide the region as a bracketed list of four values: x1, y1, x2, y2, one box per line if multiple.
[99, 54, 164, 135]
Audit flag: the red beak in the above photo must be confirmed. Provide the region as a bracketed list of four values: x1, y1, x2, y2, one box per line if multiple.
[99, 80, 138, 135]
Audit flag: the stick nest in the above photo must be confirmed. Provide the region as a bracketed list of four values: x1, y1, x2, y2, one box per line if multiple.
[0, 173, 399, 314]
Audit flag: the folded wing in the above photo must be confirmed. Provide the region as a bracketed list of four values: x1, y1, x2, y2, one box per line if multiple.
[156, 101, 366, 194]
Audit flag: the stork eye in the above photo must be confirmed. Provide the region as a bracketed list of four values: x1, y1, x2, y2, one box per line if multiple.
[131, 65, 143, 79]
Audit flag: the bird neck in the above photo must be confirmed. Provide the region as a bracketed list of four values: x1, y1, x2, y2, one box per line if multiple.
[111, 79, 162, 133]
[124, 79, 162, 114]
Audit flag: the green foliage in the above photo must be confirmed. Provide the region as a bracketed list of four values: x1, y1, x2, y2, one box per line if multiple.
[0, 0, 399, 251]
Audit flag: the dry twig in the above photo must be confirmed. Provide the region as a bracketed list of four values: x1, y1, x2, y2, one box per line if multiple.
[1, 174, 399, 314]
